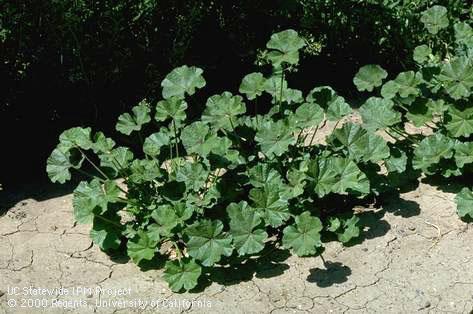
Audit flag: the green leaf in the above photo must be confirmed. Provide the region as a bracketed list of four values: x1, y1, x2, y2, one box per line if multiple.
[248, 164, 283, 188]
[116, 101, 151, 135]
[227, 201, 267, 256]
[161, 65, 206, 99]
[326, 97, 352, 121]
[92, 132, 115, 154]
[437, 56, 473, 100]
[454, 22, 473, 47]
[263, 75, 288, 98]
[353, 64, 388, 92]
[420, 5, 449, 35]
[393, 71, 423, 98]
[380, 80, 399, 99]
[181, 122, 227, 158]
[59, 127, 93, 150]
[413, 133, 455, 173]
[413, 45, 432, 63]
[239, 72, 266, 100]
[283, 168, 306, 199]
[337, 216, 360, 243]
[306, 86, 351, 121]
[129, 159, 161, 184]
[143, 132, 170, 156]
[163, 258, 202, 292]
[99, 147, 134, 177]
[330, 123, 389, 163]
[90, 217, 122, 250]
[405, 98, 433, 127]
[185, 220, 233, 266]
[266, 29, 305, 66]
[151, 203, 194, 237]
[445, 105, 473, 138]
[202, 92, 246, 130]
[249, 184, 290, 227]
[327, 217, 341, 232]
[155, 97, 188, 123]
[455, 188, 473, 218]
[282, 88, 304, 104]
[255, 120, 296, 157]
[385, 147, 408, 173]
[147, 224, 161, 242]
[262, 75, 302, 104]
[72, 179, 121, 224]
[181, 121, 210, 154]
[46, 146, 84, 183]
[329, 158, 370, 196]
[282, 211, 322, 256]
[306, 157, 370, 197]
[454, 141, 473, 168]
[359, 97, 401, 132]
[127, 230, 158, 264]
[175, 162, 209, 191]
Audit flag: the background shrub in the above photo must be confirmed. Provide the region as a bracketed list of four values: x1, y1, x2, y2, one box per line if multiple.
[1, 0, 471, 186]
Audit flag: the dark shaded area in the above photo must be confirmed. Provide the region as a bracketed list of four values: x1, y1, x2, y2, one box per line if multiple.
[383, 196, 421, 218]
[422, 173, 473, 194]
[192, 247, 291, 292]
[0, 180, 77, 216]
[2, 0, 468, 189]
[341, 210, 392, 247]
[307, 261, 351, 287]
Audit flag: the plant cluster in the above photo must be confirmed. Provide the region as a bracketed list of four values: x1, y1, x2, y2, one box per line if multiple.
[46, 28, 404, 291]
[353, 5, 473, 218]
[46, 5, 472, 292]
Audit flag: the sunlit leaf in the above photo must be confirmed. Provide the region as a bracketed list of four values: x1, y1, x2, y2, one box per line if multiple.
[353, 64, 387, 92]
[420, 5, 449, 35]
[116, 101, 151, 135]
[161, 65, 206, 99]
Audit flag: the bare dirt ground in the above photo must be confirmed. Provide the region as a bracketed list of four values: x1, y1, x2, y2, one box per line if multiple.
[1, 180, 472, 314]
[1, 117, 472, 314]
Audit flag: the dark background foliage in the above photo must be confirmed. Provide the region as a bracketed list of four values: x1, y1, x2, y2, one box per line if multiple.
[0, 0, 470, 187]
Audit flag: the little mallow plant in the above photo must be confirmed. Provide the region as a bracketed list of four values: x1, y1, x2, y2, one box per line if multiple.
[47, 29, 405, 292]
[353, 5, 473, 220]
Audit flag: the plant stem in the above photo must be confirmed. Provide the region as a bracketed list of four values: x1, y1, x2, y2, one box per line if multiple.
[138, 131, 149, 160]
[389, 126, 410, 139]
[308, 124, 320, 147]
[386, 127, 417, 145]
[333, 120, 341, 130]
[228, 116, 235, 130]
[173, 241, 182, 260]
[95, 215, 122, 228]
[295, 129, 303, 144]
[255, 98, 259, 125]
[172, 120, 179, 159]
[279, 68, 285, 107]
[77, 147, 110, 180]
[320, 253, 328, 268]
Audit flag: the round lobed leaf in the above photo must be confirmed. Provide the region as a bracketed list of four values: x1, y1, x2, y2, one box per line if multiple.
[353, 64, 388, 92]
[161, 65, 206, 99]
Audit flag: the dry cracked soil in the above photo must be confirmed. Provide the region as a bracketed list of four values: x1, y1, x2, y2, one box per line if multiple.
[1, 117, 473, 314]
[1, 180, 472, 314]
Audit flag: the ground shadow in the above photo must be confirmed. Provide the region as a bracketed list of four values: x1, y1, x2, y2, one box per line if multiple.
[342, 210, 391, 247]
[138, 255, 166, 271]
[191, 247, 291, 293]
[306, 261, 351, 287]
[422, 174, 472, 194]
[460, 216, 473, 224]
[0, 179, 79, 216]
[382, 194, 421, 218]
